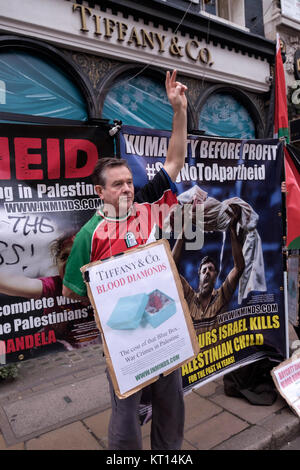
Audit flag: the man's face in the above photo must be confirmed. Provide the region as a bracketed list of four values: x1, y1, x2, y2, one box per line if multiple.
[198, 262, 217, 297]
[95, 166, 134, 217]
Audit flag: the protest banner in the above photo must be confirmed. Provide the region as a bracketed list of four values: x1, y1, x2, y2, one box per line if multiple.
[0, 123, 114, 364]
[118, 125, 287, 393]
[0, 121, 288, 396]
[81, 239, 199, 398]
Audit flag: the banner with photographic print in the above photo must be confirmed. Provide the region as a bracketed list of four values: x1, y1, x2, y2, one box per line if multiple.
[0, 123, 114, 364]
[119, 125, 287, 393]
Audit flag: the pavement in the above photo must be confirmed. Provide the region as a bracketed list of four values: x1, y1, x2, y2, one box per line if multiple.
[0, 324, 300, 451]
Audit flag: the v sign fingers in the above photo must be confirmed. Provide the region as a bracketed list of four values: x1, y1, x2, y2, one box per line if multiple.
[165, 70, 188, 112]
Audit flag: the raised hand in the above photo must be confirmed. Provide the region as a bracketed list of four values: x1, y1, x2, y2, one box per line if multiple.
[163, 69, 187, 181]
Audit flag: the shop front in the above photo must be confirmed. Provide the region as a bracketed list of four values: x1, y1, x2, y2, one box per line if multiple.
[0, 0, 275, 137]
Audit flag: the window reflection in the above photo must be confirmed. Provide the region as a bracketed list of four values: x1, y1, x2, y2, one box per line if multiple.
[199, 93, 255, 139]
[102, 75, 173, 130]
[0, 51, 88, 121]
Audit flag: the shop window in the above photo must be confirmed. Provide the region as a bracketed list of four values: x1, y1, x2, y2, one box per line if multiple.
[187, 0, 246, 27]
[102, 74, 173, 130]
[201, 0, 217, 15]
[0, 50, 88, 122]
[198, 93, 255, 139]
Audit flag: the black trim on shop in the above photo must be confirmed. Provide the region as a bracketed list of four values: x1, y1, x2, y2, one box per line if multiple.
[0, 111, 87, 126]
[0, 111, 111, 129]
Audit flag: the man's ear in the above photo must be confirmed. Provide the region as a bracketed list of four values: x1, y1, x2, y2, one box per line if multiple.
[95, 185, 103, 200]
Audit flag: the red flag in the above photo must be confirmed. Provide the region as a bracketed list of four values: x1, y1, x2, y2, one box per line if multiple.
[274, 34, 289, 142]
[284, 146, 300, 249]
[273, 34, 297, 248]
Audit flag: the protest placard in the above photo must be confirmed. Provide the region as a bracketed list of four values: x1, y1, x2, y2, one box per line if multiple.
[272, 352, 300, 417]
[81, 239, 199, 398]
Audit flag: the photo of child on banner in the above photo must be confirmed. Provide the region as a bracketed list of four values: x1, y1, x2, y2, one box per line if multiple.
[0, 231, 100, 357]
[173, 186, 267, 304]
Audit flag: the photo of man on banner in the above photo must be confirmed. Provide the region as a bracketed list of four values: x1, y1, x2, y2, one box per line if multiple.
[172, 201, 245, 337]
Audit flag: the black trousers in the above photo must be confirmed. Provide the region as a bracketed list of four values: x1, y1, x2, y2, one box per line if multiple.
[106, 368, 185, 450]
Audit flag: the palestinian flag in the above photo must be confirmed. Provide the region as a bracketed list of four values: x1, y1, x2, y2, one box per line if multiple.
[273, 34, 289, 142]
[285, 145, 300, 249]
